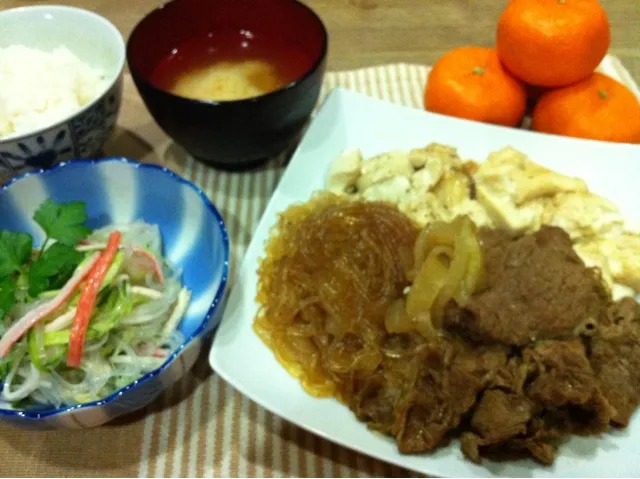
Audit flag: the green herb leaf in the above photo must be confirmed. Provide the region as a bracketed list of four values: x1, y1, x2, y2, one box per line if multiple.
[28, 243, 84, 297]
[33, 200, 91, 246]
[0, 230, 33, 278]
[0, 276, 16, 319]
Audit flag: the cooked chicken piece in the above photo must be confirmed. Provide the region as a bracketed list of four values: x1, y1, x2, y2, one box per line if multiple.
[475, 147, 587, 203]
[474, 183, 546, 233]
[325, 148, 363, 194]
[474, 147, 587, 233]
[410, 160, 444, 192]
[357, 150, 413, 191]
[575, 240, 636, 301]
[408, 143, 461, 170]
[446, 200, 494, 229]
[361, 176, 411, 203]
[408, 147, 429, 169]
[433, 171, 470, 209]
[517, 172, 588, 205]
[324, 143, 640, 301]
[575, 233, 640, 292]
[543, 192, 624, 240]
[462, 160, 480, 176]
[397, 190, 440, 226]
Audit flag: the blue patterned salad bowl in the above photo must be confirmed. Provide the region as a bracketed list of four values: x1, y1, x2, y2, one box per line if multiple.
[0, 158, 229, 428]
[0, 6, 125, 183]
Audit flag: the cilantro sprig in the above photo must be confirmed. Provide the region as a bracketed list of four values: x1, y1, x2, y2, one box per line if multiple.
[28, 243, 84, 297]
[0, 276, 17, 320]
[0, 231, 32, 318]
[0, 231, 32, 278]
[33, 200, 92, 249]
[0, 200, 92, 319]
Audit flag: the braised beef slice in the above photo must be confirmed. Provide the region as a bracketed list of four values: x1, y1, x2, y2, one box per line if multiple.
[394, 342, 458, 453]
[395, 342, 508, 453]
[506, 416, 559, 465]
[349, 224, 640, 466]
[489, 356, 532, 394]
[452, 344, 510, 385]
[590, 319, 640, 426]
[541, 389, 616, 437]
[522, 340, 614, 438]
[353, 374, 402, 432]
[524, 340, 598, 408]
[461, 354, 613, 466]
[473, 389, 534, 440]
[461, 389, 534, 463]
[444, 226, 609, 346]
[352, 334, 433, 433]
[516, 439, 557, 465]
[604, 296, 640, 327]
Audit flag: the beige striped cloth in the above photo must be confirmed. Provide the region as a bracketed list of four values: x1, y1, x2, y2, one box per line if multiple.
[134, 64, 430, 479]
[0, 59, 638, 478]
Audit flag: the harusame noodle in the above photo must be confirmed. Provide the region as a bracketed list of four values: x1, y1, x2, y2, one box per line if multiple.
[253, 193, 417, 397]
[253, 193, 485, 399]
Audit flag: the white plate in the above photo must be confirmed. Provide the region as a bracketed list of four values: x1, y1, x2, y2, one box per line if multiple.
[209, 87, 640, 478]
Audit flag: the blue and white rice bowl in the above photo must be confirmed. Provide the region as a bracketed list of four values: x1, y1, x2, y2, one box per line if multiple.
[0, 158, 229, 428]
[0, 6, 125, 182]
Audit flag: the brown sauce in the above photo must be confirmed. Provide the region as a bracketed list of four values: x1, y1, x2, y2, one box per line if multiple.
[254, 194, 640, 466]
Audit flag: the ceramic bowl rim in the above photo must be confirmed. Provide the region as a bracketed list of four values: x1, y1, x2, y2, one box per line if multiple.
[0, 5, 126, 145]
[0, 157, 230, 420]
[126, 0, 328, 107]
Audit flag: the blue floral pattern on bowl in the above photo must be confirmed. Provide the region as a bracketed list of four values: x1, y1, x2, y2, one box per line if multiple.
[0, 77, 123, 183]
[0, 129, 73, 171]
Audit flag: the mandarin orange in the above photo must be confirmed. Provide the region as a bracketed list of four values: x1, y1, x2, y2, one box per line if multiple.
[497, 0, 610, 87]
[425, 46, 527, 127]
[531, 72, 640, 143]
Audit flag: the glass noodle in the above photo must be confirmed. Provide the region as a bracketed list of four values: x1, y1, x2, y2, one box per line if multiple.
[0, 221, 190, 408]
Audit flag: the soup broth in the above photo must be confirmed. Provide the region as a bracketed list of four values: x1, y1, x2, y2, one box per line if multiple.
[151, 30, 314, 102]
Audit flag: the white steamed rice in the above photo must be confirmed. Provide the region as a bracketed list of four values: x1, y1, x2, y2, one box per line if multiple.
[0, 45, 108, 139]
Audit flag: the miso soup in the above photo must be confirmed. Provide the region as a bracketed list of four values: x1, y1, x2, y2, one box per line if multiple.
[151, 30, 314, 102]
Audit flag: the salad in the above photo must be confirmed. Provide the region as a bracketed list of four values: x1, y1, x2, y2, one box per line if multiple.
[0, 200, 190, 408]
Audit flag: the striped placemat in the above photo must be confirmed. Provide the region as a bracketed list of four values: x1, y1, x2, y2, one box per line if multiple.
[135, 63, 430, 479]
[0, 58, 638, 478]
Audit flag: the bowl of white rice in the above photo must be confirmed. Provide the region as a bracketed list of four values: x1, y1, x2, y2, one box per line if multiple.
[0, 5, 125, 182]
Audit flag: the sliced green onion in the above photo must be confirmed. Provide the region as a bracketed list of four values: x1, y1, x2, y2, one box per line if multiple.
[28, 323, 46, 372]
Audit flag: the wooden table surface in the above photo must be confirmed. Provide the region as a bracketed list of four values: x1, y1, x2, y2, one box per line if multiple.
[0, 2, 639, 478]
[3, 0, 640, 80]
[2, 0, 638, 167]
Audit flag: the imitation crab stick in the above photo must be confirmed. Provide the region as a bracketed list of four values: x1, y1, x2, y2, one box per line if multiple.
[129, 247, 165, 285]
[67, 231, 122, 368]
[78, 241, 165, 285]
[0, 253, 101, 358]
